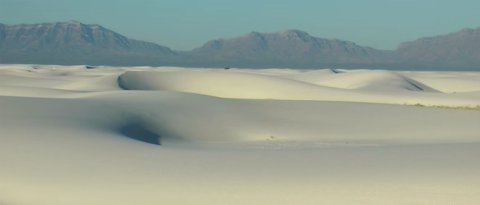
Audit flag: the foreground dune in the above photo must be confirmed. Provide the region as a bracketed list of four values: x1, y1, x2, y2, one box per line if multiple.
[1, 64, 479, 205]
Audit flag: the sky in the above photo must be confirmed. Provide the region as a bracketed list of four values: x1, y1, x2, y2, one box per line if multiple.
[1, 0, 479, 51]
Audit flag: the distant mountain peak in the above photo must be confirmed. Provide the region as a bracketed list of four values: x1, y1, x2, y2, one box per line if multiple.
[66, 20, 82, 24]
[394, 26, 480, 67]
[397, 27, 480, 50]
[62, 21, 102, 29]
[228, 29, 311, 40]
[278, 29, 309, 35]
[227, 31, 262, 40]
[0, 21, 176, 65]
[441, 27, 480, 37]
[190, 28, 387, 64]
[456, 27, 480, 36]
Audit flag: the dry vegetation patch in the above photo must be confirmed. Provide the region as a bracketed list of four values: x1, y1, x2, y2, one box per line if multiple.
[408, 103, 480, 111]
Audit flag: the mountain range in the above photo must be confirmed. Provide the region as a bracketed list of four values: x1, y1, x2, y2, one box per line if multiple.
[0, 21, 479, 70]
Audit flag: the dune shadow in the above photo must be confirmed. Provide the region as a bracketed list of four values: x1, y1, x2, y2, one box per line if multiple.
[330, 68, 342, 74]
[117, 75, 131, 90]
[120, 124, 161, 145]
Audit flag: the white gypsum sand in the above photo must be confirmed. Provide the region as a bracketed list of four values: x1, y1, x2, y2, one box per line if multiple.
[0, 64, 479, 205]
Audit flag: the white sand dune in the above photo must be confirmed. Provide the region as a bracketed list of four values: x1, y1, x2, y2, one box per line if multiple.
[118, 69, 480, 106]
[1, 64, 480, 205]
[292, 70, 440, 92]
[57, 74, 123, 92]
[398, 70, 480, 93]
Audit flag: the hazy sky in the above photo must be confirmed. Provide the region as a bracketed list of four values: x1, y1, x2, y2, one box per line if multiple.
[1, 0, 479, 51]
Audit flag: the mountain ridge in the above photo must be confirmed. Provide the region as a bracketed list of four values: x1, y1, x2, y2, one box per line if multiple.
[395, 27, 480, 67]
[0, 21, 176, 66]
[187, 29, 392, 65]
[0, 21, 479, 70]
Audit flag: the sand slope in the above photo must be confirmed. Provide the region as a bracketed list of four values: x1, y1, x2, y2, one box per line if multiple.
[1, 64, 480, 205]
[118, 69, 480, 106]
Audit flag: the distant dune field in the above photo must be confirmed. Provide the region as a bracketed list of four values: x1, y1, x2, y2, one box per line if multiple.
[1, 65, 480, 205]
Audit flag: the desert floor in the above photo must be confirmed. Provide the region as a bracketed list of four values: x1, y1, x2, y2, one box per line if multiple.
[1, 65, 479, 205]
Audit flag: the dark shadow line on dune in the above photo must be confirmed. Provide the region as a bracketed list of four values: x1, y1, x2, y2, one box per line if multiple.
[117, 75, 130, 90]
[331, 68, 342, 74]
[405, 79, 425, 91]
[120, 124, 161, 145]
